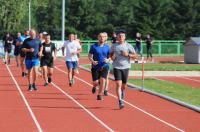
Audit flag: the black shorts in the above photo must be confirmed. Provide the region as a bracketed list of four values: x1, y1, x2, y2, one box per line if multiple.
[40, 57, 54, 68]
[113, 68, 129, 84]
[4, 47, 11, 53]
[20, 50, 26, 57]
[14, 49, 20, 56]
[91, 67, 109, 81]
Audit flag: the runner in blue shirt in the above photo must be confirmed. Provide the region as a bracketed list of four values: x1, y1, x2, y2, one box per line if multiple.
[88, 32, 110, 100]
[21, 29, 43, 91]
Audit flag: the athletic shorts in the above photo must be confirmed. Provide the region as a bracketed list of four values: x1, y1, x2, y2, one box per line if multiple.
[25, 59, 40, 70]
[113, 68, 129, 84]
[14, 49, 20, 56]
[41, 58, 54, 68]
[65, 61, 78, 70]
[20, 50, 26, 57]
[4, 47, 11, 53]
[91, 67, 109, 81]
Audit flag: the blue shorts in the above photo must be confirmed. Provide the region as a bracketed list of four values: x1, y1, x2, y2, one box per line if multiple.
[25, 59, 40, 70]
[66, 61, 78, 70]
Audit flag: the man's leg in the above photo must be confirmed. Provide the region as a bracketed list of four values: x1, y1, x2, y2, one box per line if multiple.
[97, 77, 106, 100]
[68, 68, 73, 86]
[42, 66, 48, 86]
[4, 51, 8, 64]
[15, 55, 19, 67]
[32, 66, 39, 90]
[47, 67, 53, 83]
[20, 56, 26, 77]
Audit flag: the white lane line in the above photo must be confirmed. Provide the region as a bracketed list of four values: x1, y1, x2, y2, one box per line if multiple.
[6, 65, 43, 132]
[55, 66, 185, 132]
[51, 82, 114, 132]
[178, 76, 200, 83]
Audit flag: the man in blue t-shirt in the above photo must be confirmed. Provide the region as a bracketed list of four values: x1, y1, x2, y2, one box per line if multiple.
[22, 29, 42, 91]
[88, 32, 110, 100]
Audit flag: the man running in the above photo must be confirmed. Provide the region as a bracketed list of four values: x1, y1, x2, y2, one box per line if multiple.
[21, 29, 43, 91]
[41, 34, 57, 86]
[88, 32, 110, 100]
[14, 32, 23, 67]
[2, 33, 13, 65]
[62, 33, 82, 86]
[110, 30, 137, 109]
[20, 30, 29, 77]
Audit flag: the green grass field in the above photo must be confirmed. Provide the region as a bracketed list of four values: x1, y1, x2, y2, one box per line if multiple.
[82, 63, 200, 107]
[131, 63, 200, 71]
[129, 78, 200, 107]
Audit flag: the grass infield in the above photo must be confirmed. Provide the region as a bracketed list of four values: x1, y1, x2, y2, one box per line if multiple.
[129, 78, 200, 107]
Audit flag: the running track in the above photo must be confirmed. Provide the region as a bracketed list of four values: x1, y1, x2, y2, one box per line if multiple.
[0, 58, 200, 132]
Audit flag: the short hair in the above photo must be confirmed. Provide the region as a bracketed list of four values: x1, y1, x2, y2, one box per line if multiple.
[116, 29, 126, 35]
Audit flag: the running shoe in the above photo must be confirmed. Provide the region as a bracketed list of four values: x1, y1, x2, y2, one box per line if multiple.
[48, 77, 52, 83]
[32, 83, 37, 91]
[22, 72, 25, 77]
[97, 95, 103, 100]
[104, 90, 108, 96]
[44, 82, 48, 86]
[28, 84, 33, 91]
[92, 87, 96, 94]
[119, 100, 124, 109]
[121, 90, 125, 99]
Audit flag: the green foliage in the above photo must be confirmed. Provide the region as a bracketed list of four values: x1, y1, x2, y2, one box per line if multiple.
[1, 0, 200, 39]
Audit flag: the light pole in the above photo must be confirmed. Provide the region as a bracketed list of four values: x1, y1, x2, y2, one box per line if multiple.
[62, 0, 65, 42]
[29, 0, 31, 30]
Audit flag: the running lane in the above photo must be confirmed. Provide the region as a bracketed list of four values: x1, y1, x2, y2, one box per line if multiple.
[155, 76, 200, 88]
[0, 61, 38, 131]
[55, 58, 200, 132]
[55, 61, 200, 131]
[8, 60, 110, 131]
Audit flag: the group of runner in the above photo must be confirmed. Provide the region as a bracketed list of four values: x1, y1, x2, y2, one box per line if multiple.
[88, 31, 137, 109]
[2, 29, 137, 109]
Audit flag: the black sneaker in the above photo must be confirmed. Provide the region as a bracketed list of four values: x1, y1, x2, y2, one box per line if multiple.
[104, 90, 108, 96]
[92, 87, 96, 94]
[44, 82, 48, 86]
[22, 72, 25, 77]
[48, 77, 52, 83]
[121, 90, 125, 99]
[119, 100, 124, 109]
[28, 84, 33, 91]
[69, 82, 72, 87]
[97, 95, 103, 100]
[24, 72, 28, 76]
[32, 83, 37, 91]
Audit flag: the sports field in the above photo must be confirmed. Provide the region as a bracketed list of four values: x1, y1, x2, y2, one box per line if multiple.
[0, 57, 200, 131]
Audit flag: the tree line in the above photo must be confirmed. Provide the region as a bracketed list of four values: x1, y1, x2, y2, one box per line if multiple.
[1, 0, 200, 40]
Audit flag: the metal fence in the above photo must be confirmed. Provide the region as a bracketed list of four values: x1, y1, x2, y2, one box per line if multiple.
[0, 40, 185, 57]
[81, 40, 185, 56]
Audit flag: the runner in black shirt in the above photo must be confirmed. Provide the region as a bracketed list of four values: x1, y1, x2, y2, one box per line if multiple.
[41, 34, 57, 86]
[2, 33, 13, 64]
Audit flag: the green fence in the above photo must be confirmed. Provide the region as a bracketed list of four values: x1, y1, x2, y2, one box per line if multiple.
[81, 40, 185, 56]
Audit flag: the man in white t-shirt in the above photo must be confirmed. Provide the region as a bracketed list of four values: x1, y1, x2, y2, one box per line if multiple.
[62, 33, 82, 86]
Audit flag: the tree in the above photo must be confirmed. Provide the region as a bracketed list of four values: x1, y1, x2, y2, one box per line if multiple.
[133, 0, 167, 39]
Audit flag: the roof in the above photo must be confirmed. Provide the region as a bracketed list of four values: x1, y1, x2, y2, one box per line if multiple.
[185, 37, 200, 46]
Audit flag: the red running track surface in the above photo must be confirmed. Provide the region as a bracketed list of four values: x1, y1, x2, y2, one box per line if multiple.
[0, 58, 200, 132]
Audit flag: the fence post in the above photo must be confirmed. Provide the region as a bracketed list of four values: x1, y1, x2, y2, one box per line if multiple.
[158, 41, 162, 56]
[177, 41, 181, 55]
